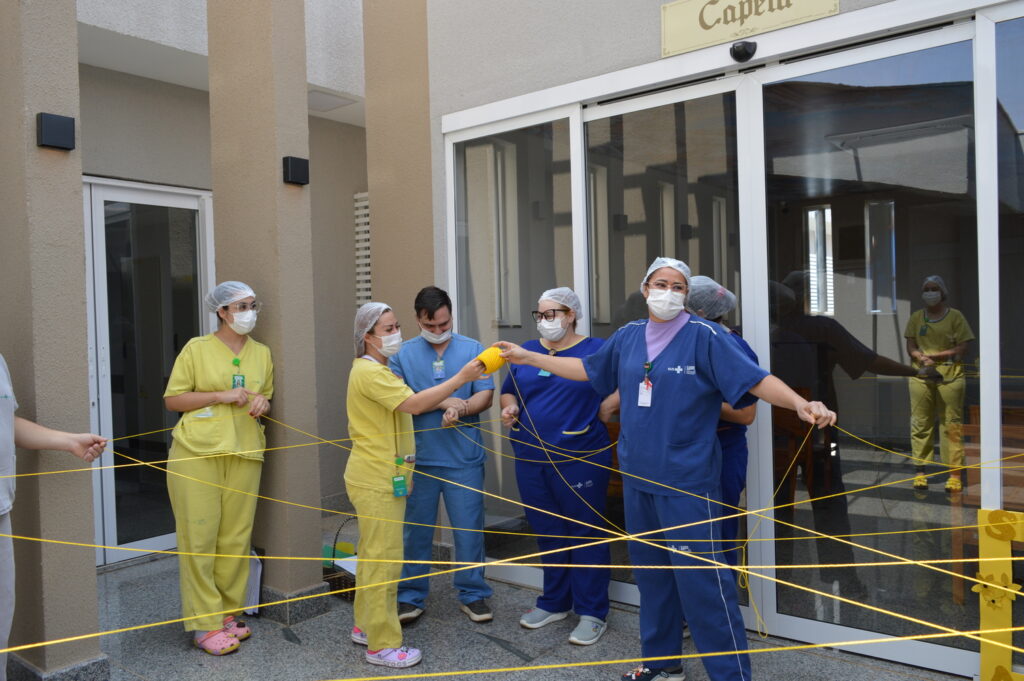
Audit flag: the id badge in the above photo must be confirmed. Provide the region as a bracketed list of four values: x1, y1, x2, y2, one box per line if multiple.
[232, 374, 246, 389]
[432, 359, 446, 379]
[638, 380, 652, 408]
[392, 475, 408, 497]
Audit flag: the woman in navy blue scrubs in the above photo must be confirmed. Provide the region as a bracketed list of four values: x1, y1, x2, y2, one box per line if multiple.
[499, 287, 612, 647]
[497, 258, 836, 681]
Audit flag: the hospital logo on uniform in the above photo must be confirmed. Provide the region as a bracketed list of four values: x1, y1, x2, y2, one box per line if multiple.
[667, 365, 696, 375]
[572, 480, 595, 489]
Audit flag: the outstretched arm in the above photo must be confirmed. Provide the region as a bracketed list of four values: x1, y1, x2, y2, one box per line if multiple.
[748, 375, 836, 428]
[14, 417, 107, 463]
[495, 341, 589, 381]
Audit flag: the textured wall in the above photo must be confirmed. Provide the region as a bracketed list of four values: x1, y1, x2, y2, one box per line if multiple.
[363, 0, 436, 310]
[309, 117, 367, 507]
[0, 0, 102, 674]
[80, 64, 212, 188]
[77, 0, 364, 95]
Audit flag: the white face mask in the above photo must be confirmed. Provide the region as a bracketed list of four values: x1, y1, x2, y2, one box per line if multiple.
[646, 288, 686, 321]
[922, 291, 942, 306]
[420, 327, 452, 345]
[374, 331, 403, 357]
[537, 317, 568, 342]
[228, 310, 257, 335]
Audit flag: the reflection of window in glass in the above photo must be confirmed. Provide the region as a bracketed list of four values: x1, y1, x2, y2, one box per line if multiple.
[805, 206, 834, 315]
[660, 181, 675, 260]
[463, 141, 521, 328]
[865, 199, 896, 314]
[712, 196, 728, 290]
[589, 165, 611, 324]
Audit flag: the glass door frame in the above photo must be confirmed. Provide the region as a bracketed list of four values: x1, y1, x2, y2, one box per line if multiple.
[441, 1, 1017, 674]
[83, 176, 216, 565]
[741, 19, 986, 676]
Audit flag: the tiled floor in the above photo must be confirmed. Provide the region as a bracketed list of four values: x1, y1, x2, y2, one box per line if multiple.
[95, 553, 967, 681]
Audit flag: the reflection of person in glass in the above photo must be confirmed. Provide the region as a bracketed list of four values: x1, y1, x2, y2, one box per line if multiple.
[498, 258, 836, 681]
[770, 273, 924, 600]
[905, 275, 974, 494]
[163, 281, 272, 656]
[685, 276, 757, 567]
[499, 287, 612, 646]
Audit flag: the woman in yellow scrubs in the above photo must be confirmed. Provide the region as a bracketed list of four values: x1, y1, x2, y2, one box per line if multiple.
[164, 281, 273, 655]
[345, 302, 484, 669]
[905, 275, 974, 493]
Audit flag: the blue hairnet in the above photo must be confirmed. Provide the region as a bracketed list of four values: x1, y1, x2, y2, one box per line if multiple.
[641, 257, 691, 290]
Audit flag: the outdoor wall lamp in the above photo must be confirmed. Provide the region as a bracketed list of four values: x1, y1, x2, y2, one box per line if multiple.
[282, 156, 309, 185]
[36, 113, 75, 150]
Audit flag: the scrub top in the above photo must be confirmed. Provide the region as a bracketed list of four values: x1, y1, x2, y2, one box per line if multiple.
[717, 330, 758, 453]
[0, 355, 17, 515]
[501, 337, 611, 464]
[389, 333, 494, 468]
[344, 357, 416, 493]
[583, 319, 768, 495]
[164, 334, 274, 460]
[904, 308, 974, 381]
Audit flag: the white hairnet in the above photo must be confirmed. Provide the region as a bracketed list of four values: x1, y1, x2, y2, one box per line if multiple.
[538, 287, 581, 317]
[354, 302, 391, 356]
[641, 257, 691, 290]
[686, 275, 736, 321]
[922, 275, 948, 298]
[204, 281, 255, 312]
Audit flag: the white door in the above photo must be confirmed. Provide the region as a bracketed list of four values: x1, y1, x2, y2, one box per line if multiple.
[84, 178, 215, 564]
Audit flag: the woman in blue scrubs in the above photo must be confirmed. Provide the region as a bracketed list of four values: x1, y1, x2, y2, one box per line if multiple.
[497, 258, 836, 681]
[686, 276, 758, 567]
[499, 287, 612, 646]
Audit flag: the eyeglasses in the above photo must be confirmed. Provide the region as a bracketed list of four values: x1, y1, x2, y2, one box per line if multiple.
[646, 279, 687, 293]
[224, 301, 262, 313]
[531, 309, 569, 322]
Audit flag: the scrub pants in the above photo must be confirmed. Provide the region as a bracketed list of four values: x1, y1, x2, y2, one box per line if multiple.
[166, 442, 261, 632]
[625, 485, 751, 681]
[515, 458, 611, 619]
[1, 512, 13, 681]
[347, 485, 405, 651]
[718, 430, 748, 568]
[398, 464, 492, 608]
[909, 376, 965, 471]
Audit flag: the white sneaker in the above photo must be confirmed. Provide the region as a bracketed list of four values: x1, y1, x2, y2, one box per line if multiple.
[365, 646, 422, 668]
[568, 615, 607, 645]
[519, 606, 569, 629]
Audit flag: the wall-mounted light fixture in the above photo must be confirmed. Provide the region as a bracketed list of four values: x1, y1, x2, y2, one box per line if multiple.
[282, 156, 309, 185]
[36, 113, 75, 150]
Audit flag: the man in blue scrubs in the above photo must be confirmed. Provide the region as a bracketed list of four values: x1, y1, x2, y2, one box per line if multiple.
[497, 258, 836, 681]
[391, 287, 495, 623]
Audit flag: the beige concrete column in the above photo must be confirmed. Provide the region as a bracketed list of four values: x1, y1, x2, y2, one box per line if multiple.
[0, 1, 107, 679]
[363, 0, 436, 309]
[207, 0, 327, 623]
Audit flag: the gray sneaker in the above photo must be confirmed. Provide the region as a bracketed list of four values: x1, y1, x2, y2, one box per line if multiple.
[460, 599, 493, 622]
[568, 615, 607, 645]
[519, 606, 569, 629]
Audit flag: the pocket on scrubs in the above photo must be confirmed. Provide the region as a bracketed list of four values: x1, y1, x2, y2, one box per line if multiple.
[180, 412, 226, 451]
[661, 437, 717, 484]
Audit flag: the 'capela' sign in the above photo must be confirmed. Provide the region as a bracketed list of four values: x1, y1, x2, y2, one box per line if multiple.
[662, 0, 839, 58]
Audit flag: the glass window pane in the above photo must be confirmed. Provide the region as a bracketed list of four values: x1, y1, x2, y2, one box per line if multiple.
[454, 120, 575, 560]
[996, 16, 1024, 666]
[586, 93, 741, 586]
[105, 201, 200, 545]
[764, 41, 979, 649]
